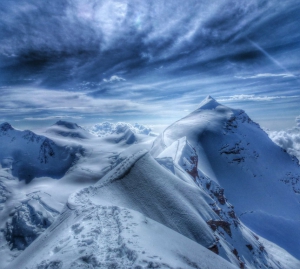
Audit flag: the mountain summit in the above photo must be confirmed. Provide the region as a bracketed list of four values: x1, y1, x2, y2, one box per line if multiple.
[151, 96, 300, 260]
[46, 120, 92, 139]
[54, 120, 82, 130]
[196, 95, 221, 110]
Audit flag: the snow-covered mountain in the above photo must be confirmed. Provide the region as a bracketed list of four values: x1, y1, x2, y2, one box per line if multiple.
[151, 96, 300, 261]
[46, 120, 93, 139]
[0, 97, 300, 269]
[0, 122, 83, 182]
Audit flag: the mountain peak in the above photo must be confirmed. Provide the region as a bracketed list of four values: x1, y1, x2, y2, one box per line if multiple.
[206, 95, 215, 100]
[54, 120, 81, 130]
[0, 122, 14, 132]
[197, 95, 221, 110]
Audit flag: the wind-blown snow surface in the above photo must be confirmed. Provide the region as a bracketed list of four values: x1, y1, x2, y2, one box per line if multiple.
[6, 151, 237, 269]
[1, 100, 300, 268]
[151, 96, 300, 261]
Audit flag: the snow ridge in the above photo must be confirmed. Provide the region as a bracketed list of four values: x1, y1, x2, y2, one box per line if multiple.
[67, 150, 148, 209]
[7, 150, 237, 269]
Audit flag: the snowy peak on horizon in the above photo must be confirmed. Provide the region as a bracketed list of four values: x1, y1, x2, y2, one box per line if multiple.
[196, 95, 222, 111]
[190, 96, 248, 123]
[54, 120, 82, 130]
[46, 120, 92, 139]
[0, 122, 15, 132]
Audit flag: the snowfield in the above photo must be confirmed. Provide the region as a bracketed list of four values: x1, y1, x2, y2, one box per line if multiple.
[0, 97, 300, 269]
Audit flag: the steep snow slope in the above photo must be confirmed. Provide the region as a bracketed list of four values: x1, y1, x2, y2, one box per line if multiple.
[0, 123, 82, 182]
[69, 151, 218, 249]
[7, 151, 237, 269]
[155, 136, 300, 268]
[151, 96, 300, 260]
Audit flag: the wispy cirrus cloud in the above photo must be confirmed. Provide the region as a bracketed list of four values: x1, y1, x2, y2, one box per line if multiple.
[23, 115, 83, 121]
[0, 87, 135, 113]
[1, 0, 299, 86]
[217, 94, 300, 102]
[0, 87, 166, 119]
[0, 0, 300, 131]
[235, 73, 296, 79]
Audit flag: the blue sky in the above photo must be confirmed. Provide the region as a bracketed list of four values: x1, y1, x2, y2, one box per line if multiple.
[0, 0, 300, 132]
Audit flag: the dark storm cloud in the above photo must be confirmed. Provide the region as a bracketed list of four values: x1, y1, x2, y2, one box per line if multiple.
[2, 0, 300, 87]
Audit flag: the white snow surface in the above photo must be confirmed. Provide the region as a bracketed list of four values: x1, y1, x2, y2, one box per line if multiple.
[155, 132, 300, 269]
[6, 151, 237, 269]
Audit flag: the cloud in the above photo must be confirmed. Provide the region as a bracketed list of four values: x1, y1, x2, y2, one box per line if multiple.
[90, 122, 153, 137]
[268, 116, 300, 161]
[217, 95, 300, 102]
[0, 86, 166, 119]
[0, 87, 121, 113]
[103, 75, 126, 83]
[235, 73, 296, 79]
[296, 116, 300, 127]
[23, 115, 83, 121]
[1, 0, 299, 86]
